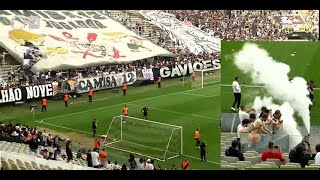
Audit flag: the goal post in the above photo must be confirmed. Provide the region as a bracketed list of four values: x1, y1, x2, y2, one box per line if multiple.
[103, 115, 183, 161]
[191, 68, 220, 88]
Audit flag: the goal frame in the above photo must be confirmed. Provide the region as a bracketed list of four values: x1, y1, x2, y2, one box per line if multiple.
[103, 115, 183, 161]
[192, 68, 219, 88]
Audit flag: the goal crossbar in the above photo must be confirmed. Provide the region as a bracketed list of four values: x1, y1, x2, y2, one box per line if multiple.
[192, 68, 220, 88]
[104, 115, 183, 161]
[114, 115, 182, 129]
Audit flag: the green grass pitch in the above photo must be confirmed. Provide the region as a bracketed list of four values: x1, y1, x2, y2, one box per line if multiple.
[0, 76, 220, 170]
[221, 41, 320, 125]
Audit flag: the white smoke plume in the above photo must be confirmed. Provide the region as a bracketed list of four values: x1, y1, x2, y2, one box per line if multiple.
[233, 43, 311, 134]
[252, 96, 303, 148]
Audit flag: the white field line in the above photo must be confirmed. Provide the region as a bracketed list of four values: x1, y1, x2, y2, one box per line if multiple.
[35, 116, 219, 165]
[183, 154, 220, 165]
[179, 92, 218, 98]
[220, 83, 320, 90]
[70, 97, 110, 104]
[128, 102, 218, 120]
[38, 84, 219, 122]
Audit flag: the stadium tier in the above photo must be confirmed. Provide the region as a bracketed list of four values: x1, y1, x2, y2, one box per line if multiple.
[0, 10, 319, 171]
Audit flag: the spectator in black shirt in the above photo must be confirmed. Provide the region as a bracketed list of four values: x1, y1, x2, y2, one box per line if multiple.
[225, 140, 244, 161]
[128, 154, 137, 170]
[289, 140, 312, 168]
[86, 149, 93, 167]
[92, 119, 97, 137]
[308, 80, 315, 110]
[66, 141, 73, 163]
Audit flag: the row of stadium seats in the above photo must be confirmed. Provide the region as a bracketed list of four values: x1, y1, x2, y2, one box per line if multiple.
[220, 132, 320, 169]
[0, 150, 95, 170]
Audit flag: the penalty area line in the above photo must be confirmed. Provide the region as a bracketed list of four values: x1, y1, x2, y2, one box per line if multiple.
[70, 97, 110, 105]
[183, 154, 220, 165]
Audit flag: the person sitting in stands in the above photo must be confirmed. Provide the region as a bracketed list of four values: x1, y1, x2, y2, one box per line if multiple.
[225, 140, 244, 161]
[261, 141, 286, 164]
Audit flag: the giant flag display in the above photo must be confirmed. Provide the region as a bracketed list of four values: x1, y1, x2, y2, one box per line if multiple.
[0, 10, 175, 73]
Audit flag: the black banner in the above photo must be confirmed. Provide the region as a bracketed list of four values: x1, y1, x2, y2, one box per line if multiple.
[158, 60, 220, 78]
[0, 84, 53, 103]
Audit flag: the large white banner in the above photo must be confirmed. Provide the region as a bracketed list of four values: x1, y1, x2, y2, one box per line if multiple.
[139, 10, 221, 55]
[273, 14, 308, 33]
[0, 10, 174, 73]
[141, 68, 154, 81]
[76, 71, 136, 93]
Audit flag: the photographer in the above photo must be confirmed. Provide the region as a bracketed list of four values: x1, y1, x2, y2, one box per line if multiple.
[289, 138, 312, 168]
[261, 141, 285, 164]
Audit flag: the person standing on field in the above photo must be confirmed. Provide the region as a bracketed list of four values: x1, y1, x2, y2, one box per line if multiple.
[88, 88, 93, 102]
[200, 141, 206, 162]
[141, 105, 149, 120]
[92, 118, 97, 137]
[231, 76, 242, 112]
[192, 71, 196, 81]
[123, 82, 127, 96]
[122, 105, 129, 122]
[157, 76, 161, 88]
[64, 93, 69, 107]
[308, 80, 315, 110]
[194, 128, 200, 148]
[41, 98, 47, 112]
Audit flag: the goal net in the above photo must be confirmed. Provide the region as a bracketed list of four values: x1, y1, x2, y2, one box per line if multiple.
[103, 115, 183, 161]
[192, 68, 220, 88]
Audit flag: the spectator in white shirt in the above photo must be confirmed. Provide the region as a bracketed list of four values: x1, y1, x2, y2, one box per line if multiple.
[238, 105, 254, 124]
[231, 77, 242, 112]
[315, 144, 320, 165]
[91, 148, 101, 168]
[237, 119, 250, 152]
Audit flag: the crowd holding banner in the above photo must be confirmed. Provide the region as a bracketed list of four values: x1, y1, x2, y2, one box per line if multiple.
[75, 71, 136, 93]
[0, 83, 54, 103]
[0, 10, 174, 73]
[139, 10, 221, 55]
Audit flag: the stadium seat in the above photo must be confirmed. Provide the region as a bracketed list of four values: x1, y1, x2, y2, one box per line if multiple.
[245, 151, 259, 156]
[285, 163, 301, 168]
[254, 163, 272, 168]
[236, 161, 253, 168]
[308, 160, 315, 165]
[31, 161, 40, 170]
[1, 160, 11, 170]
[220, 160, 228, 165]
[229, 163, 246, 169]
[243, 153, 255, 157]
[261, 161, 278, 168]
[222, 156, 239, 163]
[9, 161, 19, 170]
[245, 157, 261, 165]
[306, 164, 320, 168]
[266, 158, 281, 167]
[221, 165, 236, 169]
[280, 165, 296, 168]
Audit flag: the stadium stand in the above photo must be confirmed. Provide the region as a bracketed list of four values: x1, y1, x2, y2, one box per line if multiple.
[0, 10, 319, 170]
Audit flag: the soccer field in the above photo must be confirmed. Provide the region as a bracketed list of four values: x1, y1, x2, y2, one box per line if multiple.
[0, 76, 220, 170]
[221, 41, 320, 125]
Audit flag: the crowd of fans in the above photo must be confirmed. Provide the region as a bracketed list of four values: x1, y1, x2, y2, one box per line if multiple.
[164, 10, 319, 40]
[223, 103, 320, 168]
[3, 10, 318, 91]
[1, 10, 319, 170]
[0, 121, 183, 170]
